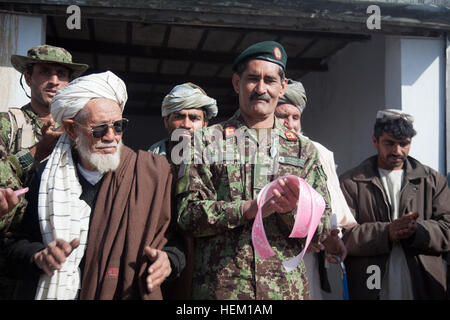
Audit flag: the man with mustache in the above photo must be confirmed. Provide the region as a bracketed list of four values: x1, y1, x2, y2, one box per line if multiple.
[176, 41, 345, 299]
[149, 82, 218, 170]
[0, 45, 88, 299]
[4, 71, 173, 300]
[339, 109, 450, 299]
[148, 82, 217, 299]
[0, 45, 89, 183]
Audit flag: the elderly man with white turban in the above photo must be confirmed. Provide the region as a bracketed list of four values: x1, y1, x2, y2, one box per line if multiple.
[5, 71, 178, 300]
[275, 79, 356, 300]
[149, 82, 217, 162]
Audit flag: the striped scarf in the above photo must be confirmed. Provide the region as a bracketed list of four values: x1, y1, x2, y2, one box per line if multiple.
[35, 133, 91, 300]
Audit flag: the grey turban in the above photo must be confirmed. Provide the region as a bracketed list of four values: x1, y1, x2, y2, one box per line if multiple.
[51, 71, 128, 123]
[376, 109, 414, 125]
[161, 83, 218, 119]
[278, 79, 307, 112]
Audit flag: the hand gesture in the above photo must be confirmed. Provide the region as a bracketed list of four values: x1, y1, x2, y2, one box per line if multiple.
[389, 212, 419, 241]
[0, 188, 19, 218]
[144, 247, 171, 293]
[33, 119, 64, 161]
[34, 238, 80, 276]
[322, 229, 347, 264]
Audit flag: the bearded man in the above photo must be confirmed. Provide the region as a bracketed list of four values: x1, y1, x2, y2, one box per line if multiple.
[4, 71, 175, 300]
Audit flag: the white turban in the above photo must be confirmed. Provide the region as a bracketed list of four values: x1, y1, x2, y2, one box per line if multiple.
[278, 79, 307, 112]
[51, 71, 127, 123]
[161, 83, 218, 119]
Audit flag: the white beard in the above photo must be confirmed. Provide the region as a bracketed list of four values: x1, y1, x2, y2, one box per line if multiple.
[75, 133, 122, 174]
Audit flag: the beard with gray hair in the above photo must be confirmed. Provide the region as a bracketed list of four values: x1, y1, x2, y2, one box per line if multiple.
[75, 132, 122, 174]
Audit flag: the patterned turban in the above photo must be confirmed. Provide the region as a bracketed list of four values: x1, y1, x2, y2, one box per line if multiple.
[278, 79, 307, 112]
[161, 83, 218, 120]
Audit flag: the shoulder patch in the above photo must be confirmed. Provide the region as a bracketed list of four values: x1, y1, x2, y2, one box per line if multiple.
[285, 130, 298, 140]
[224, 126, 235, 138]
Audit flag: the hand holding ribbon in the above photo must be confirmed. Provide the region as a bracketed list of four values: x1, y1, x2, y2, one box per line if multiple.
[251, 175, 326, 272]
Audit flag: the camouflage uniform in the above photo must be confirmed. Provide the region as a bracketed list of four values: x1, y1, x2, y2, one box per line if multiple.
[0, 135, 27, 299]
[176, 110, 331, 300]
[0, 139, 26, 234]
[0, 103, 43, 182]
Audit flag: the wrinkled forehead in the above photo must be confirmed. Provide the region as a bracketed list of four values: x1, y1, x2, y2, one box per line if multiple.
[80, 98, 122, 122]
[275, 103, 300, 116]
[244, 59, 282, 77]
[172, 108, 205, 117]
[379, 132, 411, 143]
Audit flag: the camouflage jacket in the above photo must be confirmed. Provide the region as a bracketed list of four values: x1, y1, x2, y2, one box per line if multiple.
[0, 103, 43, 181]
[0, 121, 27, 235]
[0, 134, 27, 299]
[176, 110, 331, 300]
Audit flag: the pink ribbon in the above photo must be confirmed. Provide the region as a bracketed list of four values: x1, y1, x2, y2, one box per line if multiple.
[251, 175, 325, 272]
[14, 187, 29, 197]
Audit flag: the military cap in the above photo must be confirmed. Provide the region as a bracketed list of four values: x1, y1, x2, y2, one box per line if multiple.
[232, 41, 287, 71]
[11, 45, 89, 78]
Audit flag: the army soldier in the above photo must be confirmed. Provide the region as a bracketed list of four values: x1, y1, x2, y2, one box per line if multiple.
[176, 41, 344, 299]
[0, 45, 88, 184]
[0, 44, 88, 300]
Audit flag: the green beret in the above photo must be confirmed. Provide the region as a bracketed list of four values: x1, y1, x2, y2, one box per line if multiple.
[232, 41, 287, 72]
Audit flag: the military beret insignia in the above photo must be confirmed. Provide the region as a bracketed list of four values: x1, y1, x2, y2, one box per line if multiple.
[274, 46, 282, 60]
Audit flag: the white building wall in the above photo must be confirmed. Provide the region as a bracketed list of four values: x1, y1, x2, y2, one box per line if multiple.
[399, 38, 446, 174]
[300, 35, 387, 300]
[0, 14, 45, 112]
[301, 35, 386, 176]
[299, 34, 446, 299]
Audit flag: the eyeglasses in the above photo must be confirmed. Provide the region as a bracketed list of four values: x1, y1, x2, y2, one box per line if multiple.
[77, 118, 129, 138]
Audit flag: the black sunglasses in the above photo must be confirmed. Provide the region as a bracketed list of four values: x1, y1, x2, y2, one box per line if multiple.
[78, 118, 129, 138]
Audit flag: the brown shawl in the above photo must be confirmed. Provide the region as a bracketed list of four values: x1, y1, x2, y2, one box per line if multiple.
[79, 145, 172, 300]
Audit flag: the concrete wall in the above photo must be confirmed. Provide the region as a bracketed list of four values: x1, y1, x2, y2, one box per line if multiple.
[299, 35, 388, 300]
[302, 35, 446, 176]
[399, 37, 446, 174]
[301, 35, 386, 176]
[0, 13, 45, 112]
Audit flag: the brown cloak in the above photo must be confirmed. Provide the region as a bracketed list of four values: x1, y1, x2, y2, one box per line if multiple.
[79, 145, 172, 299]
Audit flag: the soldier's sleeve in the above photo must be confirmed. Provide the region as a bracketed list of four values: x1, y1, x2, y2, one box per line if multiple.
[298, 143, 332, 244]
[0, 112, 13, 152]
[0, 140, 27, 235]
[175, 162, 248, 238]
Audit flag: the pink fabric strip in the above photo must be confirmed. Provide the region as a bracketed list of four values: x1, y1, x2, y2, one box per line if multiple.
[13, 187, 29, 197]
[251, 175, 325, 272]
